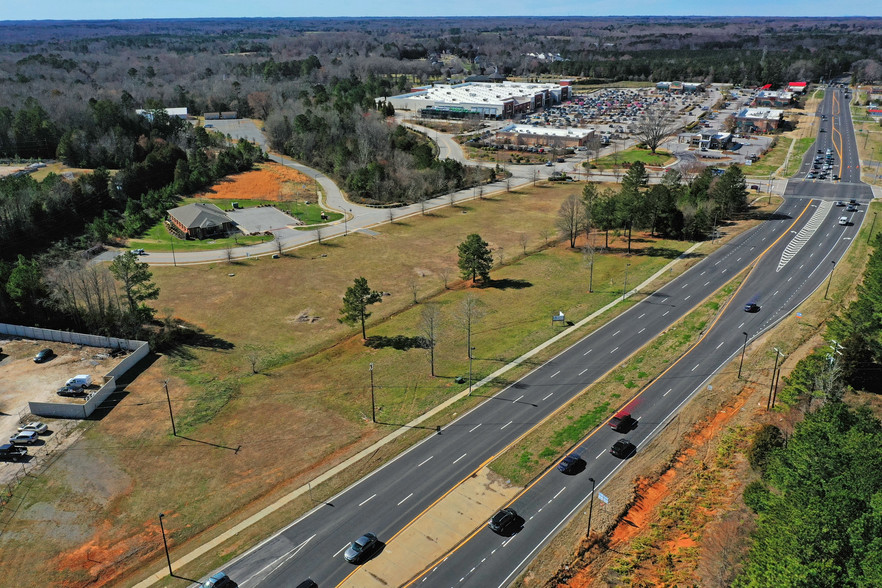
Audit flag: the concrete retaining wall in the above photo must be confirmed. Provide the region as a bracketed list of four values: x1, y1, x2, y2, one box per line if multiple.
[2, 323, 149, 420]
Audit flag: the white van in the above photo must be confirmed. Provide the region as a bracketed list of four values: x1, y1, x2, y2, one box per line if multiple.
[65, 375, 93, 389]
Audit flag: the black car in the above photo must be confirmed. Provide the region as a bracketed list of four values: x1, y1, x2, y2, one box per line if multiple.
[34, 348, 54, 363]
[344, 533, 379, 563]
[849, 199, 858, 205]
[295, 581, 318, 588]
[744, 302, 760, 313]
[488, 508, 519, 534]
[57, 386, 84, 397]
[610, 439, 636, 459]
[0, 443, 28, 462]
[557, 453, 583, 474]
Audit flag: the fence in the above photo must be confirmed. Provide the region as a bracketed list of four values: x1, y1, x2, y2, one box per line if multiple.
[1, 322, 149, 419]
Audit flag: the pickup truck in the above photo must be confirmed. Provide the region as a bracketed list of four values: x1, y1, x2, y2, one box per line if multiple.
[0, 443, 28, 461]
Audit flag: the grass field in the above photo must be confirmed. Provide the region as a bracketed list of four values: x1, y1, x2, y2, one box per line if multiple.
[592, 148, 674, 169]
[744, 136, 791, 177]
[782, 137, 816, 177]
[129, 222, 273, 252]
[2, 180, 777, 587]
[851, 105, 882, 185]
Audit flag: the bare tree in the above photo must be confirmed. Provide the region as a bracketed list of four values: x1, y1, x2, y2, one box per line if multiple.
[409, 274, 420, 304]
[419, 303, 441, 377]
[225, 244, 234, 264]
[448, 191, 457, 208]
[419, 195, 428, 215]
[456, 293, 486, 387]
[496, 245, 505, 266]
[519, 233, 529, 255]
[540, 227, 553, 245]
[388, 208, 395, 224]
[275, 236, 284, 257]
[245, 345, 263, 374]
[439, 266, 453, 289]
[633, 104, 680, 154]
[556, 194, 587, 248]
[315, 227, 323, 244]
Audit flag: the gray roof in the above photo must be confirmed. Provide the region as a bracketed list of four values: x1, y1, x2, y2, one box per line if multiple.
[168, 202, 231, 230]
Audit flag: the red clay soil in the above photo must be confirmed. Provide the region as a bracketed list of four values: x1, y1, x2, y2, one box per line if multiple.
[562, 387, 755, 588]
[197, 162, 314, 201]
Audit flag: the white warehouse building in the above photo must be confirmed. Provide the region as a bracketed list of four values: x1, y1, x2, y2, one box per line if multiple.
[383, 81, 573, 119]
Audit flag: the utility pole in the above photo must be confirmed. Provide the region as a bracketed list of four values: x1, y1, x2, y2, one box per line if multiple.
[869, 212, 878, 244]
[163, 381, 176, 436]
[170, 234, 176, 267]
[158, 513, 173, 578]
[369, 363, 376, 423]
[622, 263, 631, 301]
[767, 349, 782, 410]
[586, 477, 596, 537]
[468, 346, 475, 394]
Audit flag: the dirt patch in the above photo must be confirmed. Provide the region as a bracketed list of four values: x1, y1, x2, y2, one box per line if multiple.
[196, 161, 315, 201]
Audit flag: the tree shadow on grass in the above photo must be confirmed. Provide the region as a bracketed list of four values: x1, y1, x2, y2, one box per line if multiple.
[481, 278, 533, 290]
[364, 335, 429, 351]
[162, 326, 235, 360]
[639, 246, 686, 259]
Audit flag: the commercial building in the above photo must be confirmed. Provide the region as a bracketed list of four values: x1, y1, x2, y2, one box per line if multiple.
[494, 124, 594, 148]
[135, 107, 188, 120]
[655, 81, 705, 93]
[735, 108, 785, 133]
[678, 131, 734, 150]
[384, 81, 572, 119]
[751, 90, 794, 108]
[167, 202, 235, 240]
[788, 82, 808, 94]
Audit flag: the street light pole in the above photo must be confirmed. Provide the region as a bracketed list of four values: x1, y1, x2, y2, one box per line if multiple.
[158, 513, 173, 578]
[163, 381, 176, 436]
[771, 351, 785, 409]
[738, 331, 749, 379]
[869, 212, 878, 244]
[468, 346, 475, 394]
[586, 477, 596, 537]
[767, 350, 781, 410]
[824, 260, 836, 299]
[622, 263, 631, 301]
[369, 362, 376, 423]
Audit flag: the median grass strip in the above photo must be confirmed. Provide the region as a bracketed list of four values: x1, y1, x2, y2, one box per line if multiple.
[592, 148, 674, 169]
[782, 137, 815, 177]
[745, 136, 791, 178]
[490, 277, 742, 486]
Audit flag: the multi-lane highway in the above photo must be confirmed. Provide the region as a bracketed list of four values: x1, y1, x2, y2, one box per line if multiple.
[196, 85, 873, 588]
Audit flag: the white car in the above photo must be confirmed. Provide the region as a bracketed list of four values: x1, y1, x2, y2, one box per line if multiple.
[9, 431, 40, 445]
[839, 216, 849, 226]
[18, 421, 48, 435]
[130, 248, 146, 255]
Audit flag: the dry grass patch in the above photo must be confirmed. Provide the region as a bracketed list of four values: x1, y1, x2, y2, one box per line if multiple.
[196, 161, 316, 201]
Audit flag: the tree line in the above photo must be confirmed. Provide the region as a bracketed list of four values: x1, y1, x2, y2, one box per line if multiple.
[556, 161, 749, 249]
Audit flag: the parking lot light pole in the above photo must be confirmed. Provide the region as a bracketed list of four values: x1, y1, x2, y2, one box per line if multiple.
[586, 477, 596, 537]
[824, 260, 836, 299]
[158, 513, 173, 577]
[738, 331, 749, 379]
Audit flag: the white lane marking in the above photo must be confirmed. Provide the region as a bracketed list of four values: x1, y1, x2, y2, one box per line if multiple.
[716, 341, 725, 349]
[773, 290, 779, 296]
[681, 283, 688, 288]
[500, 421, 512, 430]
[638, 327, 645, 334]
[549, 371, 560, 379]
[612, 330, 621, 336]
[502, 536, 515, 547]
[610, 346, 619, 354]
[664, 388, 672, 396]
[578, 368, 588, 376]
[692, 364, 700, 372]
[398, 493, 413, 506]
[418, 456, 433, 467]
[684, 295, 691, 301]
[359, 494, 376, 507]
[542, 392, 554, 401]
[469, 424, 482, 433]
[552, 487, 566, 500]
[704, 281, 711, 286]
[638, 313, 645, 319]
[514, 395, 524, 403]
[737, 257, 742, 262]
[334, 542, 350, 557]
[583, 349, 592, 356]
[700, 270, 706, 275]
[243, 534, 316, 585]
[453, 453, 468, 464]
[738, 322, 745, 329]
[662, 310, 670, 316]
[596, 449, 606, 459]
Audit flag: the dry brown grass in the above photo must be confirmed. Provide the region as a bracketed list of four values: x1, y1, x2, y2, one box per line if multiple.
[196, 161, 315, 201]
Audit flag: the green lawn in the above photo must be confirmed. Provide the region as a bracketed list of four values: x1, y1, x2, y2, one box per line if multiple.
[745, 136, 792, 177]
[129, 222, 273, 252]
[180, 197, 343, 224]
[783, 137, 816, 177]
[592, 148, 674, 169]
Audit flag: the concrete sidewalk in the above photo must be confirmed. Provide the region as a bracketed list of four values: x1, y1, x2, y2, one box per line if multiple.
[132, 242, 701, 588]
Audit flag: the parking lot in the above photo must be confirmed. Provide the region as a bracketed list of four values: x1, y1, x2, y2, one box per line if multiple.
[0, 338, 129, 483]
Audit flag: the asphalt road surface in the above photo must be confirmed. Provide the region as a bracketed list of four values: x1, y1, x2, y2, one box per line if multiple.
[192, 86, 872, 588]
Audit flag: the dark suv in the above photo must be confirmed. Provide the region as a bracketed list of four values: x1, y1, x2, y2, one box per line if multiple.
[488, 508, 519, 534]
[0, 443, 28, 462]
[609, 411, 637, 432]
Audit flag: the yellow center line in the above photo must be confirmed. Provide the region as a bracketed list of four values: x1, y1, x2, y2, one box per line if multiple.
[831, 92, 845, 178]
[399, 199, 814, 587]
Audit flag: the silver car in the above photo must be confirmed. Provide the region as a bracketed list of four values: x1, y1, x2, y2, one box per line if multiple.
[344, 533, 379, 564]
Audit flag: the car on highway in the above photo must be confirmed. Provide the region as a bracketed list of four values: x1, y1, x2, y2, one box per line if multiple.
[33, 348, 54, 363]
[0, 443, 28, 462]
[846, 205, 857, 212]
[130, 248, 146, 255]
[344, 532, 379, 563]
[610, 439, 636, 459]
[557, 453, 583, 474]
[545, 161, 553, 167]
[609, 411, 637, 432]
[9, 431, 40, 445]
[835, 200, 845, 206]
[18, 421, 48, 435]
[202, 572, 237, 587]
[488, 508, 520, 534]
[832, 174, 839, 181]
[839, 216, 849, 226]
[294, 581, 318, 588]
[744, 302, 760, 313]
[849, 199, 858, 205]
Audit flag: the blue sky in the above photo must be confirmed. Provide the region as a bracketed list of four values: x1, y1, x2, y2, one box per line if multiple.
[4, 1, 881, 21]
